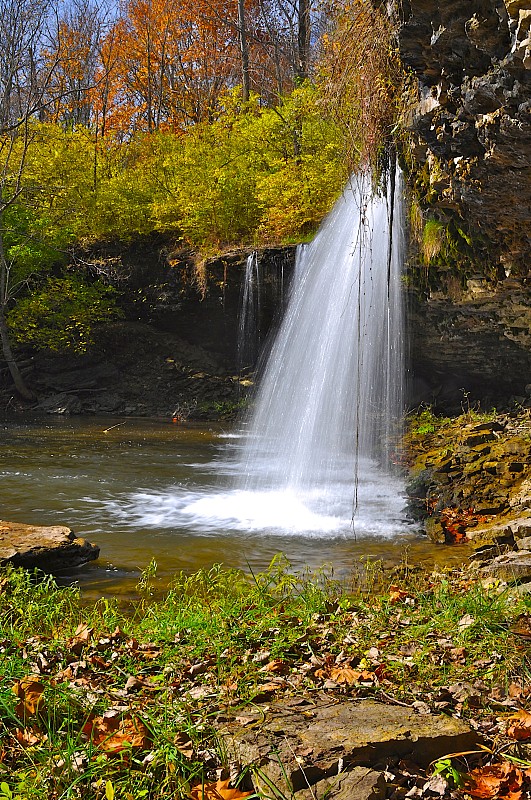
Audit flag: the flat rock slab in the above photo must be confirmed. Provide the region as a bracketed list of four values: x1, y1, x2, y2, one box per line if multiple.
[297, 766, 386, 800]
[481, 550, 531, 582]
[0, 521, 99, 571]
[222, 699, 478, 798]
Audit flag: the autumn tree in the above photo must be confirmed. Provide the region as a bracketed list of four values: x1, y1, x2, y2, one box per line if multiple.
[0, 0, 120, 399]
[43, 0, 116, 131]
[98, 0, 244, 135]
[248, 0, 318, 99]
[318, 0, 403, 171]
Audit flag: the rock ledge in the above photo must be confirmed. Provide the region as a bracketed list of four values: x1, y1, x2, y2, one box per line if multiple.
[0, 521, 100, 571]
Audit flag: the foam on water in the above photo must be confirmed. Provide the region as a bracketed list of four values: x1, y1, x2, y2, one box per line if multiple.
[97, 454, 408, 538]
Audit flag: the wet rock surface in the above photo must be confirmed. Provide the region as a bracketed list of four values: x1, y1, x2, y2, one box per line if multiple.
[221, 698, 478, 799]
[397, 0, 531, 410]
[408, 283, 531, 409]
[0, 520, 100, 571]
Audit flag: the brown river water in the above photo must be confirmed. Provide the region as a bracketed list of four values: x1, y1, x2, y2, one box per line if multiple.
[1, 417, 470, 600]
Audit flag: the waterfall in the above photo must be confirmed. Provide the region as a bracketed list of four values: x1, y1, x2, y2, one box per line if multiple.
[236, 171, 405, 526]
[237, 250, 261, 374]
[106, 171, 411, 545]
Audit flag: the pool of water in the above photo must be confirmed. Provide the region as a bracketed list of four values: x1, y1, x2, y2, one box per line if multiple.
[0, 416, 468, 599]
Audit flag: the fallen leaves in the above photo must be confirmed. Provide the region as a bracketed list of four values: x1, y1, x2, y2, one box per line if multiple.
[329, 666, 376, 685]
[189, 779, 252, 800]
[506, 708, 531, 741]
[174, 732, 194, 759]
[82, 711, 151, 754]
[13, 676, 45, 721]
[15, 727, 47, 747]
[510, 614, 531, 639]
[464, 761, 531, 799]
[389, 585, 413, 604]
[68, 623, 94, 654]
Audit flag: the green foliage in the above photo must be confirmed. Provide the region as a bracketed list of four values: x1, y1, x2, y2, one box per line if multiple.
[15, 88, 346, 252]
[7, 274, 121, 353]
[0, 87, 347, 352]
[431, 757, 465, 787]
[421, 218, 446, 264]
[407, 407, 450, 437]
[149, 84, 346, 249]
[1, 202, 73, 282]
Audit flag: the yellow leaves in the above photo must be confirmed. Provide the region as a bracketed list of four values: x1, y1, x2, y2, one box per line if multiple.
[189, 779, 252, 800]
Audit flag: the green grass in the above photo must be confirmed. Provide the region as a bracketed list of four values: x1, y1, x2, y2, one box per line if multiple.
[0, 559, 529, 798]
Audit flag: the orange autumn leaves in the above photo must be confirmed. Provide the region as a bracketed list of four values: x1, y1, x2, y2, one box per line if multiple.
[465, 761, 531, 799]
[12, 674, 151, 756]
[11, 671, 251, 800]
[42, 0, 290, 136]
[506, 708, 531, 741]
[82, 711, 151, 755]
[13, 677, 45, 721]
[460, 711, 531, 799]
[190, 779, 252, 800]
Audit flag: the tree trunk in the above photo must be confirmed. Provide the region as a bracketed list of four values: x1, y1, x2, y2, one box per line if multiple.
[0, 308, 35, 401]
[297, 0, 311, 83]
[0, 216, 35, 401]
[238, 0, 250, 102]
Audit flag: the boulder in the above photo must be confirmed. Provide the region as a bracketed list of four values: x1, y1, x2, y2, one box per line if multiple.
[480, 550, 531, 583]
[35, 392, 82, 415]
[297, 767, 386, 800]
[0, 521, 99, 571]
[222, 699, 478, 798]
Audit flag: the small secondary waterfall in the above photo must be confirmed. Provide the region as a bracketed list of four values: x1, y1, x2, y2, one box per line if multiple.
[237, 251, 261, 374]
[236, 171, 405, 526]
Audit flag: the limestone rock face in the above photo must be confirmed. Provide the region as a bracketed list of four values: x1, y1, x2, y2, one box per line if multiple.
[0, 521, 100, 571]
[407, 282, 531, 405]
[398, 0, 531, 273]
[396, 0, 531, 405]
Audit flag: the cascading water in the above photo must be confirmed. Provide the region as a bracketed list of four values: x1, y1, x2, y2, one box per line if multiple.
[97, 170, 412, 547]
[221, 170, 407, 534]
[239, 172, 404, 495]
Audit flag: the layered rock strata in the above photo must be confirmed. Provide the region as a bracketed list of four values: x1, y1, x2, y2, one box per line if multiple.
[396, 0, 531, 406]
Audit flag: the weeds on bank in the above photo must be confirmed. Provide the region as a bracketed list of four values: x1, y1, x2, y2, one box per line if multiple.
[0, 559, 530, 799]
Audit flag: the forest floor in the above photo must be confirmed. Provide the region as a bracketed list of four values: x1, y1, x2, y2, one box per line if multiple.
[1, 554, 530, 800]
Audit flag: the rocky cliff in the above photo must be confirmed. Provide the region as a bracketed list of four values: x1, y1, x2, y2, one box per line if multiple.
[396, 0, 531, 408]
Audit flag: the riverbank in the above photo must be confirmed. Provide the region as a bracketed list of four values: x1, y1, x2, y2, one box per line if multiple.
[404, 407, 531, 587]
[0, 560, 529, 800]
